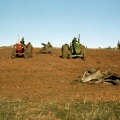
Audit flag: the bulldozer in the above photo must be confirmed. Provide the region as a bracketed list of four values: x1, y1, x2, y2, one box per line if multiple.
[62, 34, 85, 59]
[11, 37, 33, 59]
[36, 42, 52, 54]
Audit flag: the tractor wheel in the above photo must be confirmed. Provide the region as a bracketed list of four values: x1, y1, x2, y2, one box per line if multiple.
[26, 45, 33, 58]
[68, 52, 72, 59]
[11, 45, 16, 59]
[24, 51, 28, 59]
[62, 45, 69, 58]
[27, 49, 33, 58]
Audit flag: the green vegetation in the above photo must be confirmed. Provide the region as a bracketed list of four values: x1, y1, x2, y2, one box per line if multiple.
[0, 99, 120, 120]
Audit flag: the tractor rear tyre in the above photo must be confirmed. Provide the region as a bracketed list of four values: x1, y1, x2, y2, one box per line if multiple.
[27, 49, 33, 58]
[62, 45, 69, 58]
[26, 44, 33, 58]
[24, 52, 28, 59]
[68, 52, 72, 59]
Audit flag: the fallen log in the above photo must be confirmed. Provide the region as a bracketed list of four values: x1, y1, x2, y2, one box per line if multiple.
[71, 68, 120, 85]
[81, 70, 104, 83]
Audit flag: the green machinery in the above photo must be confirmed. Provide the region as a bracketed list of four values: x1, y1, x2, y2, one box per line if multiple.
[36, 42, 53, 54]
[62, 34, 85, 59]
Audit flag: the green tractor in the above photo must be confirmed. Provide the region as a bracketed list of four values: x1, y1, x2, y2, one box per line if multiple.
[62, 34, 85, 59]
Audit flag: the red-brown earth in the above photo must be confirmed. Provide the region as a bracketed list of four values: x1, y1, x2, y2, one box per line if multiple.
[0, 47, 120, 102]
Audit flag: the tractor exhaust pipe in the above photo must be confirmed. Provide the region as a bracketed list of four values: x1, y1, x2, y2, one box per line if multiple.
[78, 34, 80, 43]
[18, 35, 20, 43]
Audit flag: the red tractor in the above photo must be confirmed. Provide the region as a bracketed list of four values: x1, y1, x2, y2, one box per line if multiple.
[11, 42, 33, 59]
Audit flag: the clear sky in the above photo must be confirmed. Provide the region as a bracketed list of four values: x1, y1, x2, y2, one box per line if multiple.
[0, 0, 120, 48]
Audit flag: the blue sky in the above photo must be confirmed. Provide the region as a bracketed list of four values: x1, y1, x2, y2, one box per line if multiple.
[0, 0, 120, 48]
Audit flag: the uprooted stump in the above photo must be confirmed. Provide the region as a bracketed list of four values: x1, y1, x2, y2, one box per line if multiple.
[71, 68, 120, 85]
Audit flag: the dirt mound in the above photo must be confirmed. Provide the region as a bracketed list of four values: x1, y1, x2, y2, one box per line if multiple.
[0, 47, 120, 102]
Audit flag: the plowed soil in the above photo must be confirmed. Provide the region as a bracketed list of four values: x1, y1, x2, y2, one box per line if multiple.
[0, 47, 120, 102]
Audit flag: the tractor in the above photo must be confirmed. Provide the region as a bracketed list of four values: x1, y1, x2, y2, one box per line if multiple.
[11, 38, 33, 59]
[62, 34, 85, 59]
[36, 42, 52, 54]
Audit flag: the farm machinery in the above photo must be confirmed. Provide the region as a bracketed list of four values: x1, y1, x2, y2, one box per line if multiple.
[11, 37, 33, 59]
[62, 34, 85, 59]
[36, 42, 53, 54]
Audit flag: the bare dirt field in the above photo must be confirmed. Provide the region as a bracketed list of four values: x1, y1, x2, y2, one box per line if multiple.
[0, 47, 120, 102]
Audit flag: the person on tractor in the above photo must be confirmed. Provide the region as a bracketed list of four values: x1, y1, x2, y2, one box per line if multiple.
[20, 37, 26, 51]
[72, 37, 78, 54]
[20, 37, 25, 45]
[72, 37, 77, 43]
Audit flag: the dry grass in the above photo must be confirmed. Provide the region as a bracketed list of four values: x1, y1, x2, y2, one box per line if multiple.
[0, 99, 119, 120]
